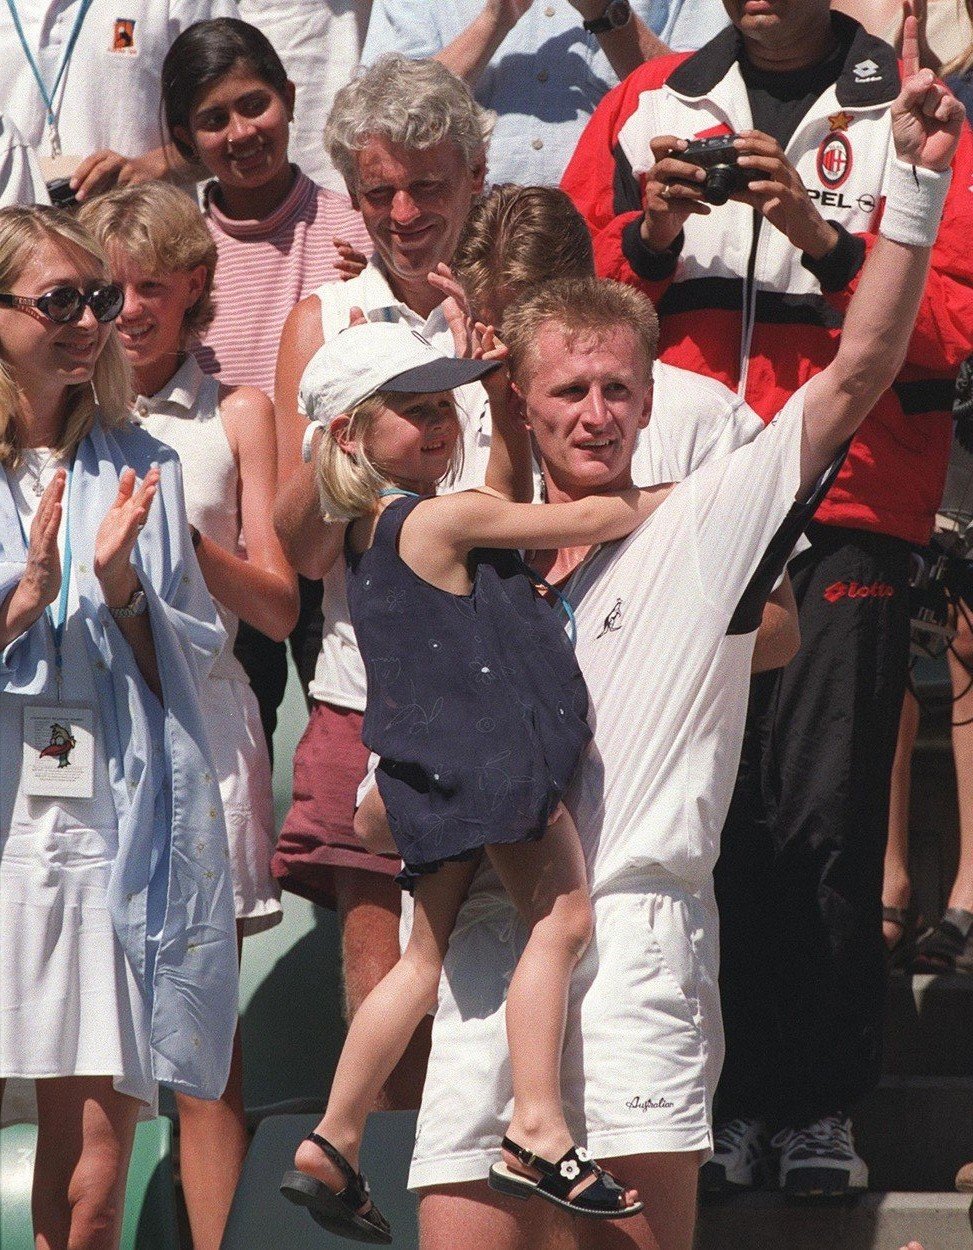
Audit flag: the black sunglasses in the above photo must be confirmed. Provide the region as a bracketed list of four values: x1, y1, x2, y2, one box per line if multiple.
[0, 283, 125, 324]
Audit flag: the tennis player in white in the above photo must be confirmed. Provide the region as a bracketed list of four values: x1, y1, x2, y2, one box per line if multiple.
[408, 16, 963, 1250]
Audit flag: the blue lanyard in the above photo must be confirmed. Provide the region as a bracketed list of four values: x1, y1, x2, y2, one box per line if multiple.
[5, 0, 94, 156]
[13, 456, 74, 698]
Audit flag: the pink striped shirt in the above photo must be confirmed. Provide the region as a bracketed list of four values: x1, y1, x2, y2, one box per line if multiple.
[195, 167, 371, 400]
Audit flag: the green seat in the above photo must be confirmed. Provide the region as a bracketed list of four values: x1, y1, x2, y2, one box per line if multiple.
[221, 1112, 419, 1249]
[0, 1117, 179, 1250]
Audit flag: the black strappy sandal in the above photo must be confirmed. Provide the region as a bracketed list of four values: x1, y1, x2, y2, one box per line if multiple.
[280, 1131, 392, 1244]
[488, 1136, 643, 1220]
[911, 907, 973, 975]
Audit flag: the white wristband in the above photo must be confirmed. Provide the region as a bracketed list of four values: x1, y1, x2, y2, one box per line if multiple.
[301, 419, 325, 464]
[880, 158, 951, 248]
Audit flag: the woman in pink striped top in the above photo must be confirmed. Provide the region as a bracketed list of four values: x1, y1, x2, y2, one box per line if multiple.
[162, 18, 372, 403]
[161, 18, 372, 752]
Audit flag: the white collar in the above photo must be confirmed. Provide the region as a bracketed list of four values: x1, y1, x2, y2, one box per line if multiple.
[133, 354, 206, 420]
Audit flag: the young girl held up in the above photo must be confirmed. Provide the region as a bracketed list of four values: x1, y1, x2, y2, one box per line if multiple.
[280, 314, 673, 1241]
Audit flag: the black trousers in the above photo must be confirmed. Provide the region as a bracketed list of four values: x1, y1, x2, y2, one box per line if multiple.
[714, 524, 912, 1128]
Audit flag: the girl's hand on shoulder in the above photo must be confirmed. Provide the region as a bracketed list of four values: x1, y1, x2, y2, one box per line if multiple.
[21, 468, 65, 612]
[428, 263, 477, 357]
[473, 321, 511, 405]
[94, 465, 160, 608]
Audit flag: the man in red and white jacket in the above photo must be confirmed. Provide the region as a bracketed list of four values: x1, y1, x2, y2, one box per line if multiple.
[562, 0, 973, 1200]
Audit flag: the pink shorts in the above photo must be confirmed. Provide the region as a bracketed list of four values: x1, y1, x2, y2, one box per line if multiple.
[272, 701, 400, 909]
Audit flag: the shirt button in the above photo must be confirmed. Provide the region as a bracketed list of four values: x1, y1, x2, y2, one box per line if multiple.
[532, 138, 544, 150]
[538, 70, 549, 83]
[545, 4, 555, 14]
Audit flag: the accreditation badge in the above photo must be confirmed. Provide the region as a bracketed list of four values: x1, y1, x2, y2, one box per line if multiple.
[23, 705, 95, 799]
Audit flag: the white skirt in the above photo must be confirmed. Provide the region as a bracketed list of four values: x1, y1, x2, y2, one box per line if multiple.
[0, 772, 155, 1109]
[200, 675, 281, 936]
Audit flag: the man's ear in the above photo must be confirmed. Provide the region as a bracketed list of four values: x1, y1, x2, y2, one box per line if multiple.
[285, 79, 297, 120]
[470, 157, 487, 197]
[186, 264, 208, 307]
[510, 380, 530, 430]
[639, 380, 653, 431]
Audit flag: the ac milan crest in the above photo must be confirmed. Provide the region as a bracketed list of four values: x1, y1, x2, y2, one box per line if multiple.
[817, 131, 852, 189]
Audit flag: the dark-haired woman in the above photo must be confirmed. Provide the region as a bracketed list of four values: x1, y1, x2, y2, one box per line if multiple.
[161, 18, 371, 745]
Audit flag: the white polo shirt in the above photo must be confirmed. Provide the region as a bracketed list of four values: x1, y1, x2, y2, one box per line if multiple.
[0, 0, 238, 166]
[568, 385, 807, 896]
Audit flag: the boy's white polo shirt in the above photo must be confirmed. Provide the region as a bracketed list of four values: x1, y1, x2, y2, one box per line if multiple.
[1, 0, 238, 165]
[409, 385, 810, 1188]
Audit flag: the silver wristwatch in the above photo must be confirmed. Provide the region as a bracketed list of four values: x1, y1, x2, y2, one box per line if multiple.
[108, 587, 147, 619]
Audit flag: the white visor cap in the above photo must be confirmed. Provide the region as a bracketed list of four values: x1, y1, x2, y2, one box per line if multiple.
[299, 320, 499, 427]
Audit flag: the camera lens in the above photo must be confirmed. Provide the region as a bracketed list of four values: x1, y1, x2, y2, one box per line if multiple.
[704, 165, 735, 206]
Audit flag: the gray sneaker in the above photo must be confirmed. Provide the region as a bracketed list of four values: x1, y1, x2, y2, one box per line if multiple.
[699, 1118, 771, 1194]
[772, 1116, 868, 1197]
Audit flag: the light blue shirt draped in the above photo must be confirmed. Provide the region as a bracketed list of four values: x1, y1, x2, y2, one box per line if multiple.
[0, 417, 238, 1100]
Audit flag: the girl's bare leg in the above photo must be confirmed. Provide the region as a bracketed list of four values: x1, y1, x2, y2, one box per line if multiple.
[174, 922, 247, 1250]
[33, 1076, 140, 1250]
[486, 810, 636, 1205]
[294, 858, 477, 1193]
[884, 689, 919, 947]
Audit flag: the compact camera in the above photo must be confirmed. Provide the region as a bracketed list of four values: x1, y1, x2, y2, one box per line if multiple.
[678, 135, 757, 206]
[46, 178, 78, 209]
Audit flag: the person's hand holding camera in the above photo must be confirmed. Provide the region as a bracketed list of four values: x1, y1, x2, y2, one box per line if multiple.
[732, 131, 839, 259]
[638, 134, 711, 253]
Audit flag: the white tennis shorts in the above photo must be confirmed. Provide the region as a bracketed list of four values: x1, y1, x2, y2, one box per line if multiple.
[408, 874, 723, 1190]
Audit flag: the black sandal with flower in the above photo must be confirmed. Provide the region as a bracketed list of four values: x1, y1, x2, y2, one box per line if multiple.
[280, 1132, 392, 1244]
[488, 1136, 643, 1219]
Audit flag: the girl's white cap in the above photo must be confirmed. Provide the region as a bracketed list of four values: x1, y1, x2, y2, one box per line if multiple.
[299, 320, 499, 427]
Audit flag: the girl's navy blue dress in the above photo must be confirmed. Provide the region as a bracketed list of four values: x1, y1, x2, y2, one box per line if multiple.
[345, 495, 592, 886]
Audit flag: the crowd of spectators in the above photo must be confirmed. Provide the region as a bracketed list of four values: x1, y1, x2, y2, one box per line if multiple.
[0, 3, 971, 1250]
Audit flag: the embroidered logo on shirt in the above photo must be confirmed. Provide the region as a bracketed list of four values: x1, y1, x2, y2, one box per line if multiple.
[111, 19, 137, 53]
[817, 132, 852, 188]
[823, 580, 895, 603]
[39, 721, 77, 769]
[625, 1095, 675, 1112]
[596, 598, 623, 637]
[853, 58, 881, 83]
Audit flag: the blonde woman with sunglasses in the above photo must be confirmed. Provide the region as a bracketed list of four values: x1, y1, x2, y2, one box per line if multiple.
[0, 206, 237, 1250]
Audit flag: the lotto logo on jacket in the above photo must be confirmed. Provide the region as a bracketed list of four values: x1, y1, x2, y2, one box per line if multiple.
[823, 580, 895, 603]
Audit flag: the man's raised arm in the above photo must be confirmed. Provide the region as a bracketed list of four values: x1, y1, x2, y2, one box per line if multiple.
[800, 7, 966, 496]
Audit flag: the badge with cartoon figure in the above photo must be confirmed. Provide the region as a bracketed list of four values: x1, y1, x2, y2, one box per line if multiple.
[23, 705, 95, 798]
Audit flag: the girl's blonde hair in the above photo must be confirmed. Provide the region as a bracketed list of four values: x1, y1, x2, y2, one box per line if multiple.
[314, 391, 463, 522]
[0, 206, 132, 469]
[79, 182, 217, 339]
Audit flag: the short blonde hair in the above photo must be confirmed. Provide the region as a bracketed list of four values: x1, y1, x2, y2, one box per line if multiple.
[452, 184, 594, 317]
[315, 391, 463, 521]
[501, 277, 659, 390]
[79, 182, 217, 339]
[0, 206, 131, 469]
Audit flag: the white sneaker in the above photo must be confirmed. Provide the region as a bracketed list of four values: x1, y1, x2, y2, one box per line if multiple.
[773, 1115, 869, 1197]
[699, 1118, 771, 1194]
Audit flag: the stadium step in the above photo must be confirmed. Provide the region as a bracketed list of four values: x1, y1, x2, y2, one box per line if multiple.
[695, 1191, 972, 1250]
[883, 973, 973, 1078]
[853, 1076, 973, 1193]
